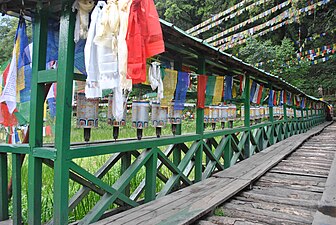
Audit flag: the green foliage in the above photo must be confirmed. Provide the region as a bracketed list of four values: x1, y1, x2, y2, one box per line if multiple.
[0, 16, 18, 66]
[0, 16, 32, 66]
[238, 37, 310, 90]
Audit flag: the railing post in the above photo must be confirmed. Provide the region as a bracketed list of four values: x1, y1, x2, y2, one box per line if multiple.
[283, 103, 288, 138]
[145, 149, 157, 203]
[121, 152, 131, 198]
[28, 6, 48, 225]
[0, 153, 8, 221]
[243, 75, 250, 158]
[269, 86, 274, 145]
[53, 3, 76, 224]
[12, 154, 22, 225]
[195, 56, 205, 182]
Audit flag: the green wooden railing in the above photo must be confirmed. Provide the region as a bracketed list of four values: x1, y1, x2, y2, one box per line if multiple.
[0, 2, 327, 225]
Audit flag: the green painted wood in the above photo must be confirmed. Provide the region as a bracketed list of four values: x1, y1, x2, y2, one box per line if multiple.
[195, 56, 206, 182]
[12, 154, 22, 225]
[156, 150, 192, 186]
[79, 149, 152, 224]
[37, 70, 57, 83]
[0, 153, 8, 221]
[145, 149, 157, 203]
[0, 144, 29, 154]
[69, 162, 137, 207]
[28, 6, 48, 224]
[243, 75, 251, 158]
[53, 3, 76, 224]
[120, 152, 131, 199]
[27, 155, 42, 225]
[157, 141, 201, 198]
[69, 134, 202, 159]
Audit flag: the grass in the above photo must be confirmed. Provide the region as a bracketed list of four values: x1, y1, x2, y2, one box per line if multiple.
[3, 108, 253, 223]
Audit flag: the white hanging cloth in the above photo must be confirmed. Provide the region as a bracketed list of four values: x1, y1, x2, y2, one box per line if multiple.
[0, 52, 17, 113]
[149, 62, 164, 101]
[118, 0, 133, 91]
[94, 0, 120, 91]
[84, 1, 106, 98]
[72, 0, 95, 43]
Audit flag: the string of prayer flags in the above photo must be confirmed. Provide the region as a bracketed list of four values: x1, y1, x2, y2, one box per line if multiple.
[205, 76, 216, 105]
[205, 0, 291, 44]
[224, 75, 233, 100]
[212, 76, 224, 105]
[197, 75, 208, 109]
[216, 0, 332, 50]
[161, 69, 177, 107]
[174, 72, 189, 110]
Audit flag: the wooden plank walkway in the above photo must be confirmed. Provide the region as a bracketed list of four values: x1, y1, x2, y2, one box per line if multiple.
[199, 122, 336, 225]
[93, 122, 333, 225]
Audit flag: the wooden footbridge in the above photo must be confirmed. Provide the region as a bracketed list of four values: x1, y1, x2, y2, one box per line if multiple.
[0, 1, 334, 225]
[91, 122, 336, 225]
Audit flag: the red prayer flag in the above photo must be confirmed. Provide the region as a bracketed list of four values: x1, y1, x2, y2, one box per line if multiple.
[197, 75, 208, 109]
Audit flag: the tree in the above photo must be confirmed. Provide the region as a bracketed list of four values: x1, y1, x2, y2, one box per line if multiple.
[155, 0, 227, 30]
[238, 37, 310, 90]
[0, 16, 32, 67]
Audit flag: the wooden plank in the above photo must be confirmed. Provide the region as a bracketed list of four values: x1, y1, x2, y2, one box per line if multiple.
[313, 149, 336, 225]
[202, 216, 267, 225]
[249, 186, 322, 201]
[236, 192, 319, 208]
[221, 201, 313, 224]
[219, 207, 307, 225]
[270, 166, 330, 177]
[226, 199, 315, 219]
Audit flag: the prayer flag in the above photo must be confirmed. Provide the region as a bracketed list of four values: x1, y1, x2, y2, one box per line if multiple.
[268, 89, 274, 107]
[256, 85, 264, 104]
[252, 83, 260, 103]
[197, 75, 208, 108]
[174, 72, 189, 110]
[250, 81, 257, 102]
[205, 76, 216, 105]
[224, 75, 233, 100]
[161, 69, 177, 107]
[212, 76, 224, 105]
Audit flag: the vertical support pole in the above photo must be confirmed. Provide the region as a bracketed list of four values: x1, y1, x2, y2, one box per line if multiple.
[145, 149, 157, 203]
[283, 103, 288, 138]
[0, 153, 8, 221]
[121, 152, 131, 198]
[243, 75, 250, 158]
[269, 87, 274, 145]
[53, 4, 76, 224]
[195, 56, 205, 182]
[28, 8, 48, 225]
[12, 153, 22, 225]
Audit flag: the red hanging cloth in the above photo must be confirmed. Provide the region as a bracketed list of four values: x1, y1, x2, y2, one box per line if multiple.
[126, 0, 165, 84]
[197, 75, 208, 109]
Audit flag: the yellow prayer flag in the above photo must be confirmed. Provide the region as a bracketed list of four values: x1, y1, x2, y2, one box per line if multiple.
[232, 84, 237, 98]
[161, 69, 178, 107]
[212, 76, 224, 105]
